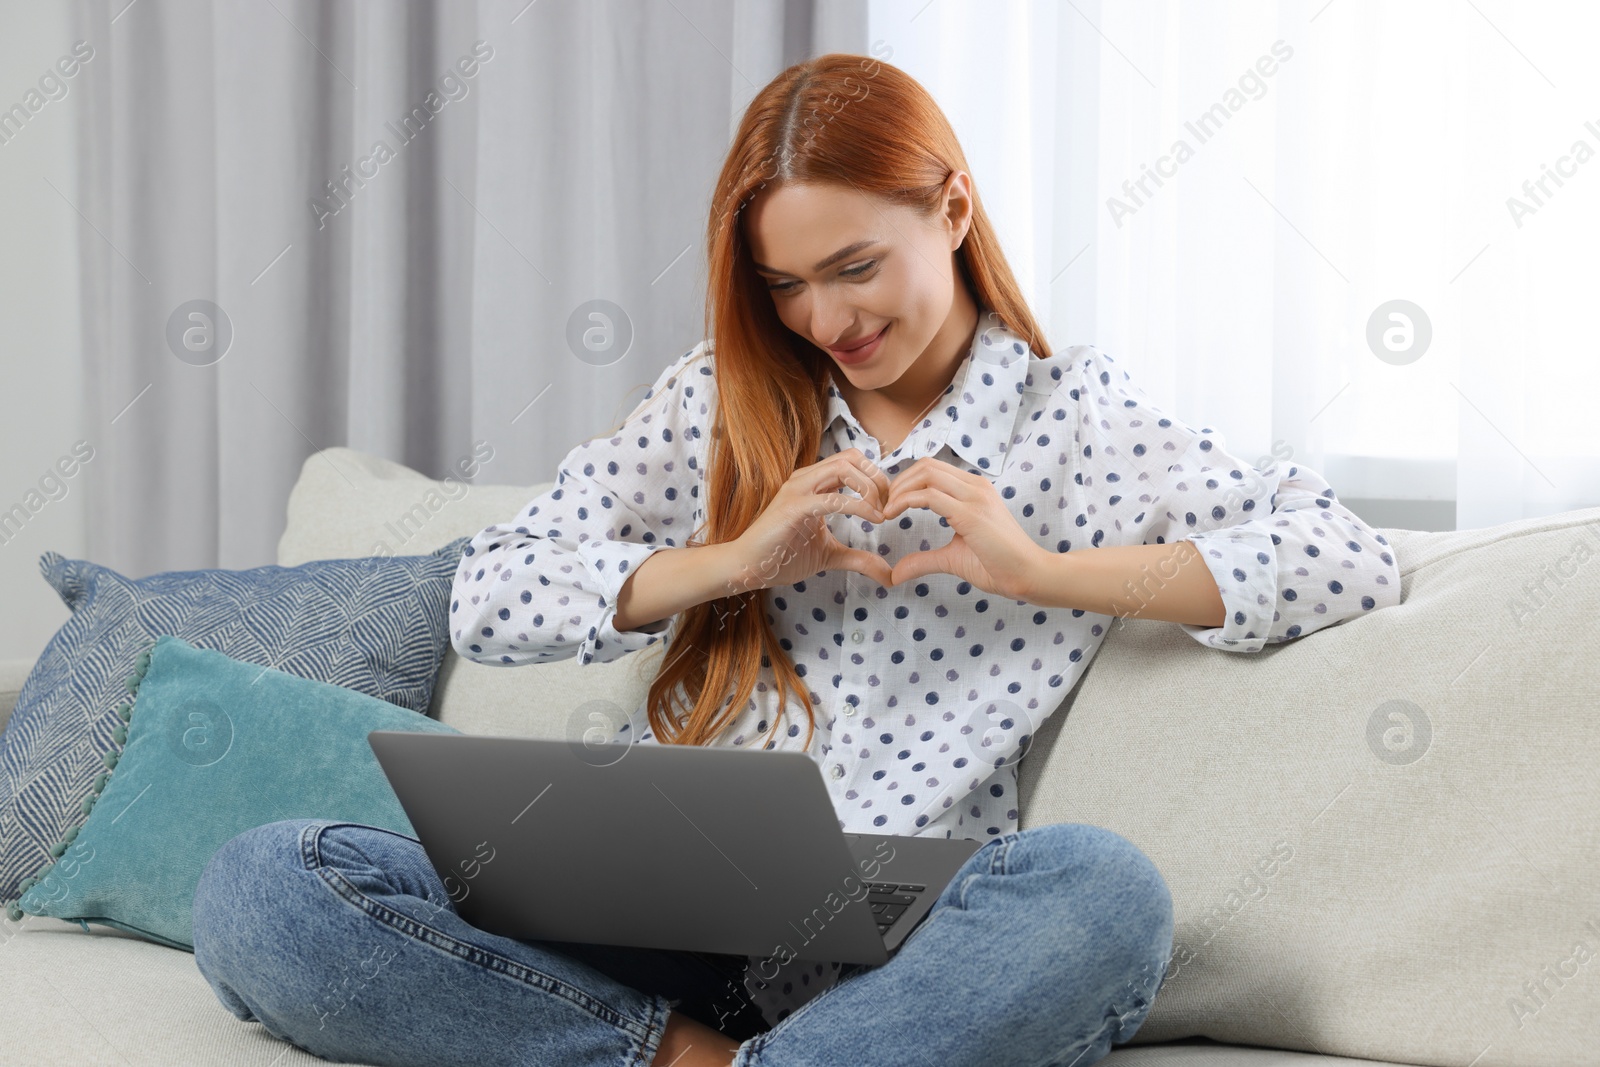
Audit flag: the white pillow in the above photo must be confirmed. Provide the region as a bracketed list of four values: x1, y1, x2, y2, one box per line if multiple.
[277, 446, 663, 741]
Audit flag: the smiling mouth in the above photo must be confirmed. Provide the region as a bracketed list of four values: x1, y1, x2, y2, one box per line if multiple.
[828, 324, 888, 356]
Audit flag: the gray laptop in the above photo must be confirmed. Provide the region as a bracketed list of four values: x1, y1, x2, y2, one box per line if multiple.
[367, 731, 983, 966]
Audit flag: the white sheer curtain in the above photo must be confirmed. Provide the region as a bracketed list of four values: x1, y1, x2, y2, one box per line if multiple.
[870, 0, 1600, 530]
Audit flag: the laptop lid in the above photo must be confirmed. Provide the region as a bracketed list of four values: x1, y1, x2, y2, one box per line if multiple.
[368, 731, 916, 964]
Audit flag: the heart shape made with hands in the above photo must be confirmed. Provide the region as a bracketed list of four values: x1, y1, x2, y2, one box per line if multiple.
[831, 455, 1044, 600]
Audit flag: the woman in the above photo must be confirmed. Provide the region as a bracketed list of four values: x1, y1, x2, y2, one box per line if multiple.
[192, 53, 1400, 1067]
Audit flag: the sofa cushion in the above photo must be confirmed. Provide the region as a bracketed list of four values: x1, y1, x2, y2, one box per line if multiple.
[1020, 506, 1600, 1067]
[10, 635, 460, 948]
[278, 447, 664, 742]
[0, 919, 1412, 1067]
[0, 921, 357, 1066]
[0, 538, 467, 903]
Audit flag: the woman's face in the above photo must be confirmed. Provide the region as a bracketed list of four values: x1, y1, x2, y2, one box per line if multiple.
[745, 175, 974, 390]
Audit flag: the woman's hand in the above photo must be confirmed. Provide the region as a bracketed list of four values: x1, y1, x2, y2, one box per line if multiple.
[728, 447, 896, 593]
[881, 457, 1046, 600]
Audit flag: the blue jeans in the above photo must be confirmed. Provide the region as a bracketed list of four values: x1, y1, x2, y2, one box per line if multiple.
[192, 818, 1173, 1067]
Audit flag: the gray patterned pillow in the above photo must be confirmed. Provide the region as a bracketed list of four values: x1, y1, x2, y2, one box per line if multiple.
[0, 537, 468, 900]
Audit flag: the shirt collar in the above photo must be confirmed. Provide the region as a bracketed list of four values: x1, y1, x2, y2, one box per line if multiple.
[823, 309, 1033, 478]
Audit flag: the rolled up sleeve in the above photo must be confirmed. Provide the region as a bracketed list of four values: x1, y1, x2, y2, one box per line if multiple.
[1070, 346, 1402, 652]
[450, 344, 712, 666]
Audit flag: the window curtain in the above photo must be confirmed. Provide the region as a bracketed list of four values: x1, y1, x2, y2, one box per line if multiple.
[872, 0, 1599, 530]
[68, 0, 861, 579]
[66, 0, 1596, 590]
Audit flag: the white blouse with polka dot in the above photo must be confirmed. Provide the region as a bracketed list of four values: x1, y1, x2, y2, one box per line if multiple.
[449, 308, 1402, 1025]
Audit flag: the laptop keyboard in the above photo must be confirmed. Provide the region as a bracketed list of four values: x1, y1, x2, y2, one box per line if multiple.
[865, 881, 927, 936]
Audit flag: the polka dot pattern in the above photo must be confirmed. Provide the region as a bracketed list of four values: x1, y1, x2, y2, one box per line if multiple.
[447, 310, 1402, 1027]
[1078, 349, 1401, 653]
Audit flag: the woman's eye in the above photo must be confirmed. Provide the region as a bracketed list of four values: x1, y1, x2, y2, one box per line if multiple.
[766, 261, 878, 294]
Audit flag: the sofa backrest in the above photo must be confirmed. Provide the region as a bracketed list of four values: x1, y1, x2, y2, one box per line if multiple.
[277, 447, 663, 743]
[1020, 505, 1600, 1066]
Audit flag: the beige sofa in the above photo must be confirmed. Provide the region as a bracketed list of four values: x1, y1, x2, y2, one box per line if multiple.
[0, 445, 1595, 1067]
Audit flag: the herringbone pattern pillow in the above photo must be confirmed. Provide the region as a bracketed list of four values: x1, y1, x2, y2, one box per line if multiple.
[0, 538, 468, 901]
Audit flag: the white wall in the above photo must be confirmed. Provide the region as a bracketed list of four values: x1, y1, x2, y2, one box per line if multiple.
[0, 2, 89, 664]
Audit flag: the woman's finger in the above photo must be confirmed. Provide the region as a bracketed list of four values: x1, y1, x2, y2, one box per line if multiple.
[860, 457, 892, 514]
[881, 485, 964, 524]
[815, 495, 885, 525]
[883, 460, 979, 516]
[839, 547, 894, 587]
[794, 447, 847, 486]
[917, 458, 983, 499]
[836, 465, 887, 516]
[810, 450, 886, 513]
[890, 544, 961, 587]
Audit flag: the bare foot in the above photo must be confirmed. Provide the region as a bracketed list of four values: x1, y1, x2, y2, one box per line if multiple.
[649, 1009, 742, 1067]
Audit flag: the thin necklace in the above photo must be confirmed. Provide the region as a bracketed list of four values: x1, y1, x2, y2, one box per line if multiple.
[830, 370, 950, 450]
[873, 317, 982, 435]
[903, 382, 948, 433]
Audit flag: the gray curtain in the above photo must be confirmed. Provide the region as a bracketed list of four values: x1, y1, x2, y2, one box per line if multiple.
[70, 0, 864, 578]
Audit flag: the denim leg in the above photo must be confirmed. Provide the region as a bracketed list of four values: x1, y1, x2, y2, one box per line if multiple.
[555, 940, 771, 1043]
[192, 818, 703, 1067]
[732, 822, 1174, 1067]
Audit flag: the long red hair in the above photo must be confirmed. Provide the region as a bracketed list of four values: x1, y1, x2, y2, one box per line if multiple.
[644, 52, 1051, 748]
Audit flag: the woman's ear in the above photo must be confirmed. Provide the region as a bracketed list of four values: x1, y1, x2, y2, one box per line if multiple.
[942, 170, 975, 249]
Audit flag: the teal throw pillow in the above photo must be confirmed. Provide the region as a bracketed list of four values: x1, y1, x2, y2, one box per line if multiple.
[0, 536, 469, 902]
[5, 633, 460, 949]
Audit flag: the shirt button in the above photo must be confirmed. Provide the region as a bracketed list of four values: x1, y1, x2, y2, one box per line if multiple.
[850, 629, 864, 644]
[842, 704, 856, 717]
[830, 763, 845, 779]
